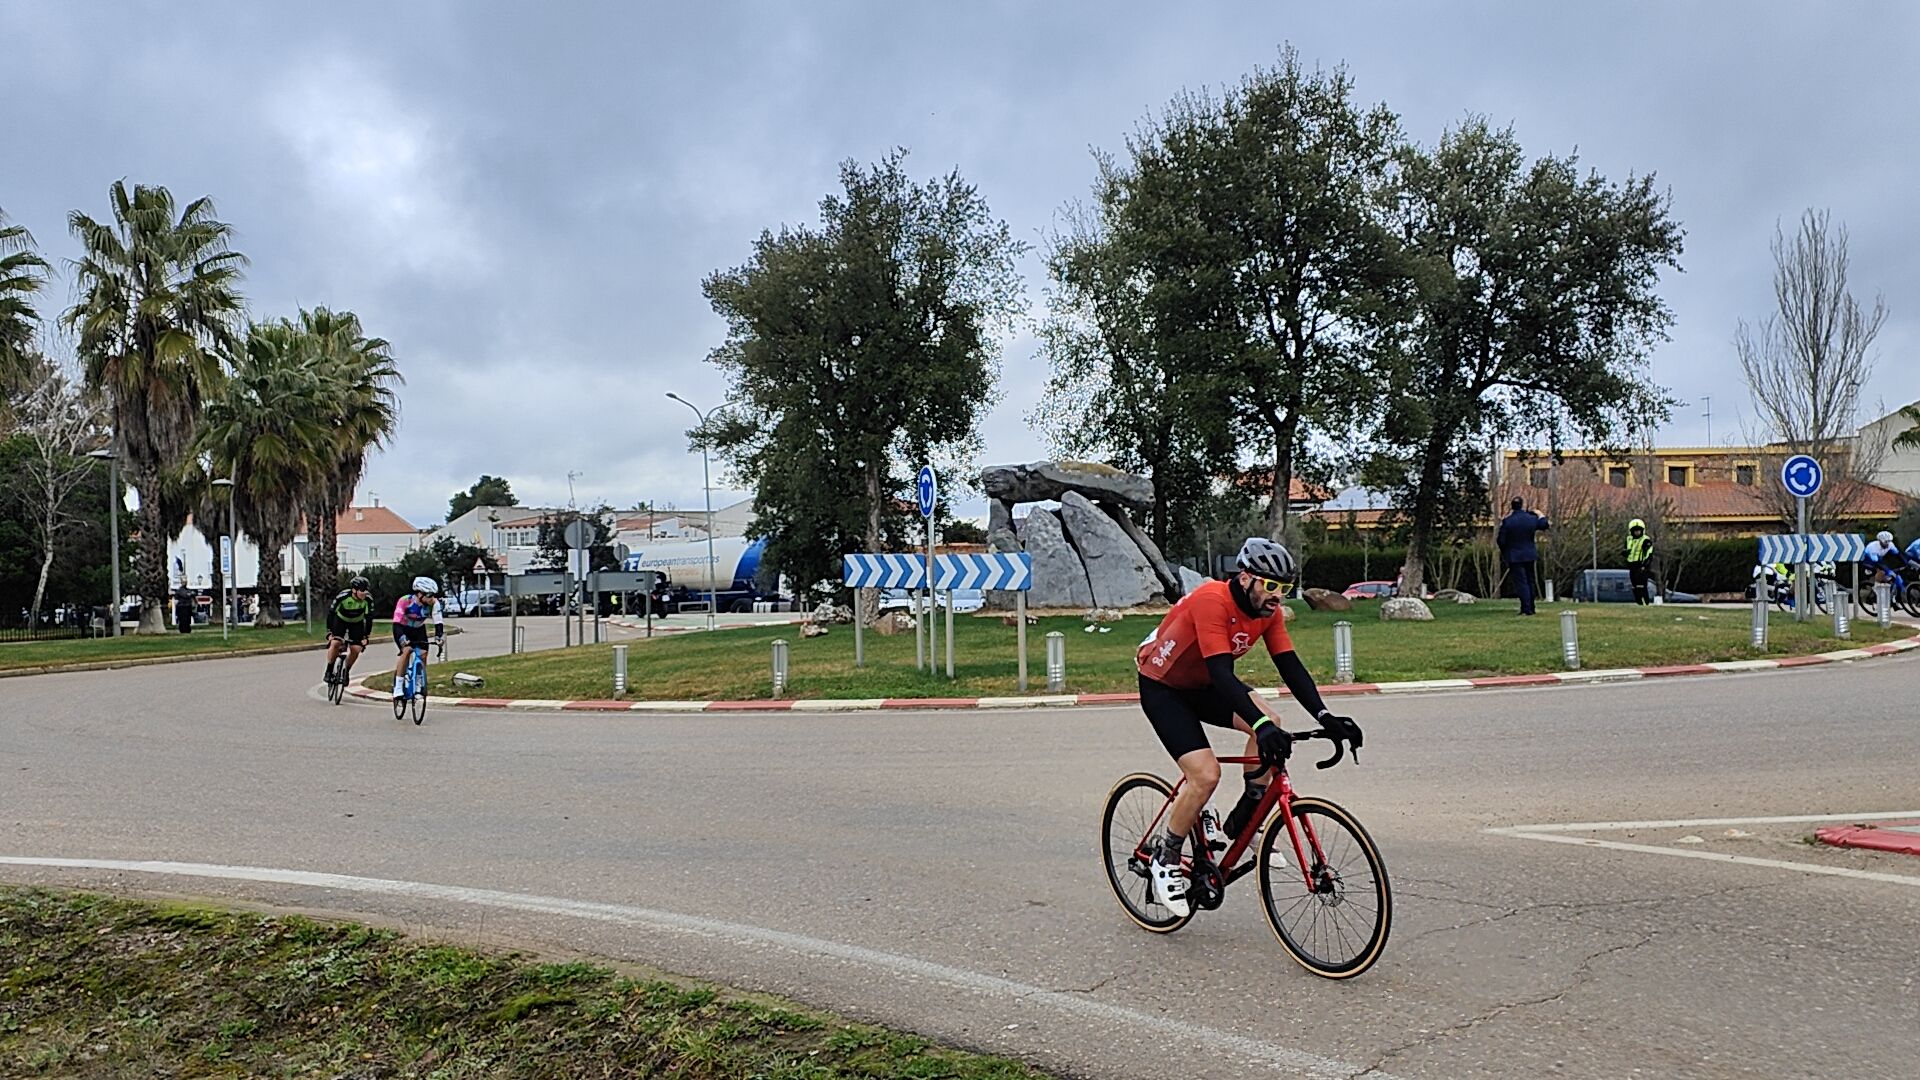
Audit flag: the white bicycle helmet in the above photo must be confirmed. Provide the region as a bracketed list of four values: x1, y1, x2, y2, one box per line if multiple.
[411, 576, 440, 595]
[1878, 531, 1894, 544]
[1235, 537, 1299, 582]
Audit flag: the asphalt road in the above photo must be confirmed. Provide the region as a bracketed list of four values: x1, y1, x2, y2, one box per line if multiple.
[3, 616, 1917, 1079]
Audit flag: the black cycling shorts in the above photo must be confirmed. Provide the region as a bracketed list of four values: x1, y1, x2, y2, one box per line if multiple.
[327, 618, 370, 645]
[392, 624, 429, 652]
[1139, 672, 1245, 761]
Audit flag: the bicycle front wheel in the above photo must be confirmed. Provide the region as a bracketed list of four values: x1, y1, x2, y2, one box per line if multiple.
[1258, 796, 1391, 979]
[1100, 772, 1193, 934]
[410, 660, 427, 724]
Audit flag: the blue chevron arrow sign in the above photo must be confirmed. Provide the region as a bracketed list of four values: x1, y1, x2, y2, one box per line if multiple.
[933, 553, 1032, 592]
[842, 553, 927, 589]
[1757, 534, 1865, 565]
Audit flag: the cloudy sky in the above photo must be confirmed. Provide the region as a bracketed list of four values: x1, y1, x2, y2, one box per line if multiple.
[7, 1, 1916, 528]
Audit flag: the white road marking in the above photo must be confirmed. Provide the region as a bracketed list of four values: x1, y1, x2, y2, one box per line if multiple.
[1486, 811, 1920, 888]
[1551, 669, 1643, 684]
[0, 855, 1396, 1080]
[1376, 679, 1475, 694]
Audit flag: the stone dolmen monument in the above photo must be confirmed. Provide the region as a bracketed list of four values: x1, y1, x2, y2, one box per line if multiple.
[980, 461, 1207, 609]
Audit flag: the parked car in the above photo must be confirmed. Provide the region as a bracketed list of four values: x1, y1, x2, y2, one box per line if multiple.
[1341, 581, 1396, 601]
[447, 588, 507, 617]
[1570, 569, 1698, 603]
[878, 587, 985, 613]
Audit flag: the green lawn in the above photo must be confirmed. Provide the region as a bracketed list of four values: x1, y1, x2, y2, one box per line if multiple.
[0, 887, 1045, 1079]
[371, 600, 1905, 701]
[0, 624, 322, 673]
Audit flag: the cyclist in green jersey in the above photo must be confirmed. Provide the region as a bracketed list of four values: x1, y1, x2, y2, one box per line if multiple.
[323, 576, 375, 684]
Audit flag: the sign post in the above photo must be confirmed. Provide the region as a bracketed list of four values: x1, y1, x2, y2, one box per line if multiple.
[564, 519, 590, 646]
[219, 535, 233, 641]
[294, 539, 311, 634]
[917, 465, 937, 673]
[1781, 455, 1823, 623]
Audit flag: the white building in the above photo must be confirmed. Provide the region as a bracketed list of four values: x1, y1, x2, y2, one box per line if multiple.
[328, 505, 421, 570]
[166, 504, 421, 590]
[1857, 404, 1920, 500]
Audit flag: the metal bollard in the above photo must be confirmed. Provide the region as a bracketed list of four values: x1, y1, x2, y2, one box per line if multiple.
[1833, 590, 1851, 641]
[771, 638, 790, 696]
[1750, 597, 1768, 649]
[1876, 582, 1893, 629]
[1333, 620, 1354, 683]
[1544, 579, 1556, 603]
[613, 644, 628, 693]
[1560, 610, 1580, 670]
[513, 624, 526, 654]
[1045, 630, 1065, 693]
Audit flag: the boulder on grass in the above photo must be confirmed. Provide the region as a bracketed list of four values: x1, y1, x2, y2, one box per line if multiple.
[1379, 597, 1435, 622]
[872, 611, 916, 636]
[801, 622, 829, 638]
[1302, 588, 1354, 612]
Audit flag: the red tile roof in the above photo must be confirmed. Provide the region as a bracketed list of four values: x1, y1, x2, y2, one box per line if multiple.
[336, 506, 417, 534]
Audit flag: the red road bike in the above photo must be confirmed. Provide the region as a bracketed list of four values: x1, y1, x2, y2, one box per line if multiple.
[1100, 729, 1391, 979]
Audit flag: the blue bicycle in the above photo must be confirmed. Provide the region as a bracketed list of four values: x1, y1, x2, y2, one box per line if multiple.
[1857, 561, 1920, 618]
[393, 639, 430, 725]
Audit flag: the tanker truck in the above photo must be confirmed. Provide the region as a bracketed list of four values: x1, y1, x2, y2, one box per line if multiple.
[620, 536, 785, 612]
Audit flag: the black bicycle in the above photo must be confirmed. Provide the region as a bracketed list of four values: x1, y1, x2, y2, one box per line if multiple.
[323, 635, 364, 706]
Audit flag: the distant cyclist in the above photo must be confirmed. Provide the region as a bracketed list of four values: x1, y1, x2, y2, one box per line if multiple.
[1864, 531, 1903, 585]
[322, 575, 375, 684]
[1133, 537, 1363, 917]
[390, 576, 444, 699]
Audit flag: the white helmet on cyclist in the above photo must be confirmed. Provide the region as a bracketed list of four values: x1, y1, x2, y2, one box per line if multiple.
[1878, 531, 1894, 544]
[411, 576, 439, 596]
[1236, 537, 1299, 582]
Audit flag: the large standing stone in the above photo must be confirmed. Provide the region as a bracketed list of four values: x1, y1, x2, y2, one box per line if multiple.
[985, 499, 1022, 610]
[1178, 566, 1209, 596]
[1101, 502, 1185, 600]
[980, 461, 1154, 513]
[1302, 588, 1354, 612]
[1058, 491, 1161, 608]
[1022, 508, 1094, 609]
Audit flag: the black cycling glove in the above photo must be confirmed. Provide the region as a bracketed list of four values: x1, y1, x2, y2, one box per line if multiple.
[1252, 717, 1292, 767]
[1317, 711, 1363, 752]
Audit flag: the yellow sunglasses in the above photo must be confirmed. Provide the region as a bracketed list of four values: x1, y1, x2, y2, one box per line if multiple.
[1249, 575, 1295, 596]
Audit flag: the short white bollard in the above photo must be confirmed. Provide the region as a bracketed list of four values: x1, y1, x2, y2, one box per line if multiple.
[1333, 620, 1354, 683]
[1750, 597, 1769, 649]
[613, 644, 628, 693]
[1833, 590, 1851, 641]
[1876, 582, 1893, 629]
[1045, 631, 1066, 693]
[771, 638, 790, 696]
[1544, 579, 1556, 603]
[1560, 610, 1580, 671]
[513, 625, 526, 654]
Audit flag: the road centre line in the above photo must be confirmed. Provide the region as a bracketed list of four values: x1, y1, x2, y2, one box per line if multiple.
[1486, 811, 1920, 889]
[0, 855, 1396, 1080]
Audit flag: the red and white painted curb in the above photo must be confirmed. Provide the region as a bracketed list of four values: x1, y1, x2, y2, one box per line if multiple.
[342, 633, 1920, 714]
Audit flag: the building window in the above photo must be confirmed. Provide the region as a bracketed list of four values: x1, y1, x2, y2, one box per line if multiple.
[1667, 466, 1690, 487]
[1735, 464, 1756, 486]
[369, 546, 379, 560]
[1529, 468, 1550, 489]
[1608, 466, 1629, 488]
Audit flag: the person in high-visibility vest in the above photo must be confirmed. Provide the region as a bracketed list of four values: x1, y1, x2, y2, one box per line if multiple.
[1626, 519, 1655, 605]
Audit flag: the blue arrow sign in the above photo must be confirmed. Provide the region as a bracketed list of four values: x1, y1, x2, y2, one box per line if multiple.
[916, 465, 937, 519]
[1781, 455, 1823, 499]
[933, 553, 1032, 591]
[843, 554, 927, 589]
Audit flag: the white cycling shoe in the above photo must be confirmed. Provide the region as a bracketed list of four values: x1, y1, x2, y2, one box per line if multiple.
[1147, 854, 1191, 917]
[391, 687, 405, 699]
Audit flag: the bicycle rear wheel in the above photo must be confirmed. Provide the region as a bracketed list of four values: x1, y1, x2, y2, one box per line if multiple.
[1257, 796, 1391, 979]
[1100, 772, 1193, 934]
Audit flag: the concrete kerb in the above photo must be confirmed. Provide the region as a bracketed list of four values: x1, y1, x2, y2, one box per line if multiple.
[335, 631, 1920, 715]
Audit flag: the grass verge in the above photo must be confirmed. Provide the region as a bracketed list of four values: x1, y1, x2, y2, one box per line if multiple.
[0, 625, 323, 673]
[0, 887, 1045, 1079]
[364, 601, 1906, 701]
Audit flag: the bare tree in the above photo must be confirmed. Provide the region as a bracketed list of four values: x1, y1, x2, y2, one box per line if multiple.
[1736, 209, 1888, 529]
[14, 359, 109, 627]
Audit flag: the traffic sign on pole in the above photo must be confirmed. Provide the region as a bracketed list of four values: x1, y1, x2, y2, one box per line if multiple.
[916, 466, 937, 519]
[1781, 455, 1823, 499]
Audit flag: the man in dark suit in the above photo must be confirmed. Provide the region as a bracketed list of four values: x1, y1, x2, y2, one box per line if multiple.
[1495, 497, 1551, 615]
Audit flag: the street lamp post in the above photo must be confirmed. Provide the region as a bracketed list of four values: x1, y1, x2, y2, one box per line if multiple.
[212, 477, 235, 640]
[666, 392, 720, 632]
[87, 448, 122, 637]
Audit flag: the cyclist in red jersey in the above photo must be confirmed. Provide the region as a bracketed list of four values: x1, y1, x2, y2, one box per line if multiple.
[1134, 537, 1364, 916]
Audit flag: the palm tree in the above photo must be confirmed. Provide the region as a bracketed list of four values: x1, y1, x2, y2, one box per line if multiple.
[301, 307, 401, 602]
[1893, 404, 1920, 453]
[199, 320, 336, 627]
[65, 182, 245, 633]
[1, 206, 51, 398]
